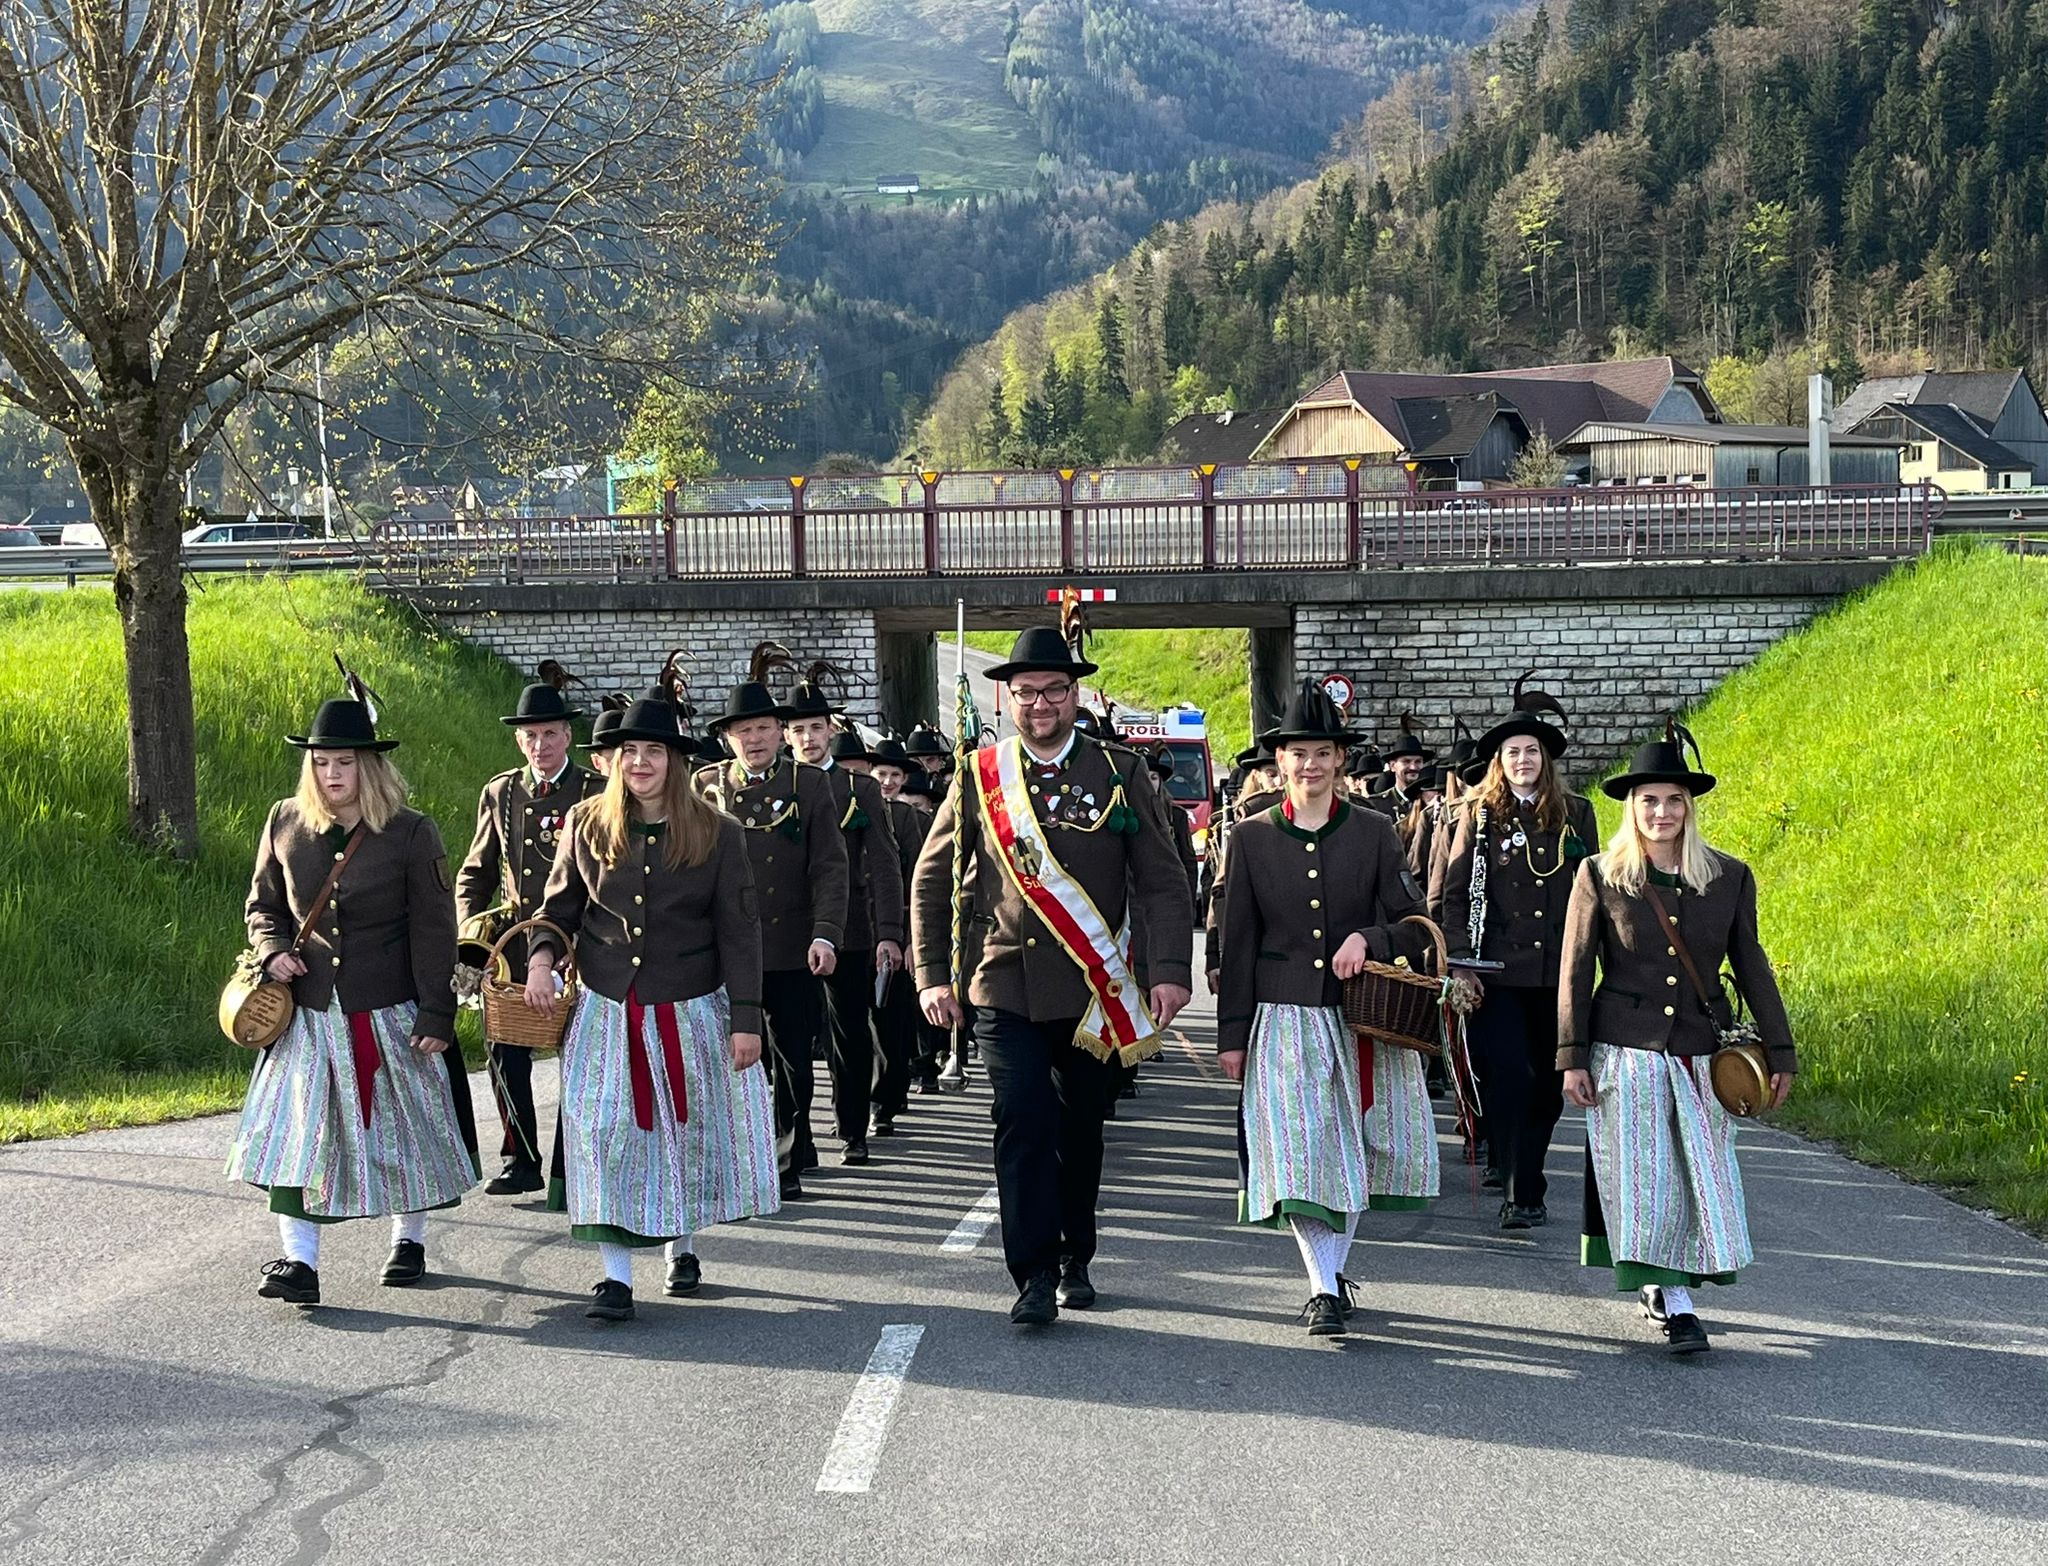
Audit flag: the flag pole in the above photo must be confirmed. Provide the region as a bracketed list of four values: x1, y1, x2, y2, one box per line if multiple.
[939, 598, 973, 1091]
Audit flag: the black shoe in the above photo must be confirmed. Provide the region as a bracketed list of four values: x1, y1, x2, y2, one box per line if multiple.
[841, 1140, 869, 1166]
[1056, 1264, 1096, 1309]
[484, 1162, 544, 1196]
[1010, 1271, 1059, 1326]
[912, 1077, 939, 1096]
[1499, 1203, 1546, 1230]
[780, 1173, 806, 1201]
[1118, 1083, 1137, 1100]
[1334, 1274, 1360, 1318]
[664, 1253, 701, 1297]
[799, 1147, 821, 1172]
[869, 1116, 895, 1138]
[1663, 1312, 1711, 1355]
[586, 1279, 635, 1321]
[380, 1239, 425, 1286]
[1301, 1294, 1346, 1337]
[257, 1258, 320, 1306]
[1480, 1167, 1504, 1191]
[1638, 1285, 1669, 1323]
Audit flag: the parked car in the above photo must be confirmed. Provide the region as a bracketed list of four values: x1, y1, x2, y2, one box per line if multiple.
[1435, 496, 1493, 514]
[59, 521, 105, 547]
[0, 524, 40, 548]
[181, 520, 318, 546]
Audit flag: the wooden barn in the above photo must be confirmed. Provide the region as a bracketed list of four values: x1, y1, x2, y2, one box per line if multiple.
[1560, 423, 1904, 488]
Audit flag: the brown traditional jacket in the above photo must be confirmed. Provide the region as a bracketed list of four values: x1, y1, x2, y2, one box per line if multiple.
[1135, 795, 1201, 990]
[530, 807, 763, 1033]
[1203, 786, 1283, 976]
[911, 734, 1194, 1020]
[1558, 853, 1796, 1075]
[246, 800, 459, 1038]
[456, 763, 604, 969]
[820, 762, 905, 951]
[697, 756, 849, 972]
[1431, 790, 1601, 988]
[1216, 801, 1429, 1055]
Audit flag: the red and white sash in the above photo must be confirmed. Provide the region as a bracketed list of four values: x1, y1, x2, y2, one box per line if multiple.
[975, 738, 1162, 1065]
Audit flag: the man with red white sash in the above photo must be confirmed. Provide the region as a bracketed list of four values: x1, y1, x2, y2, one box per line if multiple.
[913, 626, 1196, 1326]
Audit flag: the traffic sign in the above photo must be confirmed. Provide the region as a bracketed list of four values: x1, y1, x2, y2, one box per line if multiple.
[1318, 672, 1355, 710]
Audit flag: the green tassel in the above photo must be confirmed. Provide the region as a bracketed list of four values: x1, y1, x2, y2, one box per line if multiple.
[778, 817, 803, 841]
[846, 807, 870, 831]
[1564, 830, 1590, 861]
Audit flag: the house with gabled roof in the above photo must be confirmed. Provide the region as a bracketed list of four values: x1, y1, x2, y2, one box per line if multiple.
[1832, 369, 2046, 489]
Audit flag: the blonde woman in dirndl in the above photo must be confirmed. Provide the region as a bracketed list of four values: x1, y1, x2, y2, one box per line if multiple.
[523, 696, 777, 1321]
[227, 692, 479, 1307]
[1559, 725, 1795, 1354]
[1218, 681, 1436, 1338]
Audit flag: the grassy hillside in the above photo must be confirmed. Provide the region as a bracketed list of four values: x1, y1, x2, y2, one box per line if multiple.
[0, 577, 528, 1141]
[1592, 546, 2047, 1230]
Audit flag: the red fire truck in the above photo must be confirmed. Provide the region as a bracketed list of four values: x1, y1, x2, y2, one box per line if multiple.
[1114, 705, 1216, 858]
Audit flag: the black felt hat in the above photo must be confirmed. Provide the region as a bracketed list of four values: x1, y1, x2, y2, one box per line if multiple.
[872, 737, 912, 768]
[1233, 741, 1274, 769]
[829, 729, 870, 763]
[785, 681, 843, 719]
[710, 682, 793, 731]
[905, 724, 949, 759]
[501, 683, 575, 726]
[1146, 742, 1176, 778]
[1259, 679, 1351, 748]
[1382, 712, 1437, 763]
[288, 698, 397, 752]
[1603, 718, 1716, 800]
[607, 696, 692, 750]
[692, 730, 731, 767]
[585, 708, 624, 750]
[1344, 744, 1382, 779]
[1475, 670, 1572, 760]
[985, 625, 1098, 683]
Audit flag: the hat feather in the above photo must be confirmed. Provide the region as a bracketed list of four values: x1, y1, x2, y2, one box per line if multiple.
[332, 652, 383, 725]
[1511, 668, 1570, 727]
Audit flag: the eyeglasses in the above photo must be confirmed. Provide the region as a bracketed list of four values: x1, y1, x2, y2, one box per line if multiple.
[1008, 682, 1073, 706]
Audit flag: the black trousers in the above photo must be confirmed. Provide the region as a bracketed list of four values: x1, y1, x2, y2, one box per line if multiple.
[873, 969, 919, 1120]
[487, 1041, 555, 1174]
[761, 968, 824, 1173]
[823, 951, 880, 1141]
[975, 1007, 1114, 1287]
[1465, 982, 1564, 1208]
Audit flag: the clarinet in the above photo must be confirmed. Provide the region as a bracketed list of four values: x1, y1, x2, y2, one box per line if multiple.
[1466, 802, 1490, 960]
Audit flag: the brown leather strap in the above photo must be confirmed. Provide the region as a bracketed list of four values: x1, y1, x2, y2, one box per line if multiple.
[290, 826, 366, 954]
[1641, 880, 1718, 1019]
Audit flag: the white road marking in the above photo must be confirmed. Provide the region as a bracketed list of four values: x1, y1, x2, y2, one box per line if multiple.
[939, 1185, 1001, 1252]
[816, 1324, 926, 1495]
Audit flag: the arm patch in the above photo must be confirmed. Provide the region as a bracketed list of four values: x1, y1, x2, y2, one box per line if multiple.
[433, 854, 453, 892]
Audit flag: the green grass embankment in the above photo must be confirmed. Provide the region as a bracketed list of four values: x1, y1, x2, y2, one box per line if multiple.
[1, 577, 525, 1140]
[1592, 545, 2047, 1230]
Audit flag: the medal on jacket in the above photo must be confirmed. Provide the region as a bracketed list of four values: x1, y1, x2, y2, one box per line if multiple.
[537, 810, 562, 849]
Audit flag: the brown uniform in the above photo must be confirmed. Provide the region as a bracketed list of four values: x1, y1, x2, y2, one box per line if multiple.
[817, 761, 904, 1144]
[247, 800, 460, 1041]
[1558, 853, 1796, 1076]
[1217, 802, 1428, 1056]
[909, 733, 1195, 1287]
[1203, 786, 1282, 978]
[457, 763, 604, 1172]
[876, 794, 932, 1113]
[698, 755, 848, 1173]
[529, 807, 763, 1033]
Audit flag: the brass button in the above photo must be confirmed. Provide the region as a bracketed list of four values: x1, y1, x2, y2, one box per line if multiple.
[1304, 843, 1316, 854]
[1534, 938, 1543, 947]
[524, 837, 534, 847]
[1666, 946, 1676, 956]
[632, 926, 643, 937]
[1664, 1005, 1675, 1017]
[1313, 958, 1325, 969]
[1026, 937, 1038, 948]
[644, 865, 652, 875]
[765, 855, 774, 864]
[1666, 975, 1679, 987]
[635, 896, 644, 906]
[1312, 929, 1323, 939]
[1310, 898, 1321, 909]
[524, 865, 534, 875]
[631, 956, 642, 967]
[1307, 869, 1318, 880]
[333, 851, 345, 862]
[331, 956, 341, 968]
[771, 915, 781, 925]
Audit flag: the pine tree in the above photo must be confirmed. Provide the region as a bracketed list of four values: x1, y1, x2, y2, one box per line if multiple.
[1094, 293, 1129, 402]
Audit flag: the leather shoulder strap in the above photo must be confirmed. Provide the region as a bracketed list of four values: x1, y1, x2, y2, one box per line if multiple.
[292, 826, 367, 952]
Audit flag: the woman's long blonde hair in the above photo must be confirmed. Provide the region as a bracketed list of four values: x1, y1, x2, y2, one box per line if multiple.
[294, 749, 409, 832]
[581, 744, 721, 870]
[1476, 746, 1566, 833]
[1600, 786, 1721, 896]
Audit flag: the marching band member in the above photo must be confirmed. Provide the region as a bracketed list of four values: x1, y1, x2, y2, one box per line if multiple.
[784, 674, 904, 1165]
[523, 696, 775, 1321]
[457, 682, 602, 1199]
[1217, 681, 1433, 1337]
[586, 708, 623, 773]
[701, 649, 848, 1200]
[1560, 724, 1795, 1354]
[1112, 743, 1201, 1109]
[1433, 676, 1600, 1229]
[872, 737, 946, 1098]
[1362, 715, 1433, 821]
[229, 691, 477, 1306]
[1203, 742, 1283, 991]
[914, 625, 1195, 1326]
[830, 729, 916, 1133]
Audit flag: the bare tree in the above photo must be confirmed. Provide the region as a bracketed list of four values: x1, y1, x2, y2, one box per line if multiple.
[0, 0, 770, 856]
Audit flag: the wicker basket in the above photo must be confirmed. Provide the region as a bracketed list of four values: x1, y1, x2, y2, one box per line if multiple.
[1339, 915, 1448, 1056]
[480, 917, 578, 1050]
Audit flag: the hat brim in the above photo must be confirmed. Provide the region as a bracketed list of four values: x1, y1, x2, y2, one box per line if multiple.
[287, 735, 399, 752]
[984, 658, 1098, 684]
[709, 705, 795, 732]
[1475, 715, 1569, 760]
[1260, 727, 1348, 750]
[1602, 770, 1717, 801]
[501, 712, 575, 726]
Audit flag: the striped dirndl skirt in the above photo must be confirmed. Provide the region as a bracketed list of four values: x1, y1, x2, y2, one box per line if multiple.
[1584, 1043, 1752, 1287]
[1239, 1003, 1439, 1226]
[225, 1000, 478, 1219]
[560, 987, 780, 1244]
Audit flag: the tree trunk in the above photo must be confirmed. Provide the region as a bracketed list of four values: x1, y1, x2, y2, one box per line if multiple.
[88, 456, 200, 859]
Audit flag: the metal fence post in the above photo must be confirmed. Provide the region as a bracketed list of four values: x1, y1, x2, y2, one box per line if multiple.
[509, 513, 524, 585]
[662, 479, 679, 579]
[789, 475, 808, 578]
[1343, 459, 1362, 567]
[921, 470, 941, 575]
[1198, 464, 1217, 569]
[1058, 468, 1076, 572]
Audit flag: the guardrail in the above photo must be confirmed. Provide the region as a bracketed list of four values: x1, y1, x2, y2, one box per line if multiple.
[0, 540, 363, 586]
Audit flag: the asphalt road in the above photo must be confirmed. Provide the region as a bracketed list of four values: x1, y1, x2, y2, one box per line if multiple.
[3, 984, 2044, 1566]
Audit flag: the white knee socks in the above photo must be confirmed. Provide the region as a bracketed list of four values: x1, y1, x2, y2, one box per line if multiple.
[1289, 1215, 1350, 1298]
[664, 1233, 696, 1262]
[1662, 1284, 1696, 1317]
[277, 1214, 321, 1268]
[597, 1242, 634, 1285]
[391, 1211, 426, 1246]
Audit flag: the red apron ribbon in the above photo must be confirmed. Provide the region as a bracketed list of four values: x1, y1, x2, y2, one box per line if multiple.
[625, 988, 689, 1133]
[346, 1011, 382, 1129]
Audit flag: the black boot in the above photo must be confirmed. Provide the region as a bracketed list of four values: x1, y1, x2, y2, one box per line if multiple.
[1010, 1271, 1059, 1326]
[1301, 1294, 1346, 1337]
[1056, 1263, 1096, 1309]
[258, 1258, 320, 1306]
[1663, 1313, 1711, 1355]
[485, 1160, 543, 1196]
[586, 1279, 635, 1321]
[665, 1252, 702, 1297]
[380, 1239, 425, 1286]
